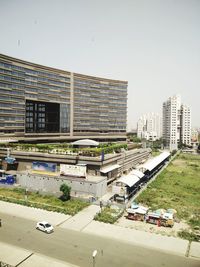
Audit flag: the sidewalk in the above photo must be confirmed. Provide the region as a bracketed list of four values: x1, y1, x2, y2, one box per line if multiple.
[59, 205, 100, 231]
[0, 241, 78, 267]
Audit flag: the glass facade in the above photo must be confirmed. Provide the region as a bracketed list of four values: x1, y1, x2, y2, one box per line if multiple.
[26, 100, 60, 133]
[73, 74, 127, 134]
[0, 54, 127, 141]
[60, 103, 70, 133]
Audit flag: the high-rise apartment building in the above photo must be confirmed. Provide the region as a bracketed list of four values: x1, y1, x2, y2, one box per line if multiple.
[0, 54, 127, 142]
[137, 113, 162, 141]
[162, 95, 191, 150]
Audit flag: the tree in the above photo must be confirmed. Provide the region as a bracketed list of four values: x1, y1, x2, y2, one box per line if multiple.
[131, 135, 141, 143]
[60, 183, 71, 201]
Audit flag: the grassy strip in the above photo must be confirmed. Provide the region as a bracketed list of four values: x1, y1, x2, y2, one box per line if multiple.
[135, 153, 200, 240]
[0, 188, 89, 215]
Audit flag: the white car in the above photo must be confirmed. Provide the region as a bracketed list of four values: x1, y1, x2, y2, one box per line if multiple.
[36, 221, 54, 233]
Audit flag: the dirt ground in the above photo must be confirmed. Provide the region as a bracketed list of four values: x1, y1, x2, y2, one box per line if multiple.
[170, 159, 186, 167]
[115, 214, 189, 238]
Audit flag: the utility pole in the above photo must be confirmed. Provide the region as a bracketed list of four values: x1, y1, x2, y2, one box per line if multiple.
[92, 250, 97, 267]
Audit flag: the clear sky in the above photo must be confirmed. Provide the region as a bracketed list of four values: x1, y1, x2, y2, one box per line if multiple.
[0, 0, 199, 129]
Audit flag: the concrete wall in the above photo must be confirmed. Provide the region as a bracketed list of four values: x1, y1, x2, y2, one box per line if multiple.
[17, 173, 107, 198]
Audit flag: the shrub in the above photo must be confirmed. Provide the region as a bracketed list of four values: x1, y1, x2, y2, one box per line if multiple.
[178, 230, 199, 242]
[60, 183, 71, 201]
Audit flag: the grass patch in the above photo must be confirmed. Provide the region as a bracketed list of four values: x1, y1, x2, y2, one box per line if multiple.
[0, 188, 89, 215]
[136, 153, 200, 240]
[94, 206, 123, 224]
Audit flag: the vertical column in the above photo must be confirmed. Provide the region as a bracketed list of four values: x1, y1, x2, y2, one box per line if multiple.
[70, 72, 74, 137]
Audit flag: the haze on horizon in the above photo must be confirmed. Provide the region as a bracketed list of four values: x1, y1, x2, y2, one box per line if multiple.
[0, 0, 199, 129]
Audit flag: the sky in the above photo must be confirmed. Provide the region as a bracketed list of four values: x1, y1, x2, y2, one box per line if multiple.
[0, 0, 199, 130]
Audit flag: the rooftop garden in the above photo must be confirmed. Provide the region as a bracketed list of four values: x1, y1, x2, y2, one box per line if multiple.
[0, 142, 130, 157]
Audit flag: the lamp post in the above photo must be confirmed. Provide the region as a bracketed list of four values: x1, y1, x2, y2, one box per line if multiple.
[92, 250, 97, 267]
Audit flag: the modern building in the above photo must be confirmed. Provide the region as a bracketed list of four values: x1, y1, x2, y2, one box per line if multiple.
[162, 95, 191, 150]
[191, 128, 199, 143]
[0, 146, 151, 198]
[137, 113, 162, 141]
[191, 128, 199, 147]
[0, 54, 128, 142]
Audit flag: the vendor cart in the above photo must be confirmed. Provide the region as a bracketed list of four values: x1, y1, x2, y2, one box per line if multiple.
[126, 208, 147, 221]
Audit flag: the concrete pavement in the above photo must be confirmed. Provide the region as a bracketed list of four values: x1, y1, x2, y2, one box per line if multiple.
[59, 204, 100, 231]
[0, 241, 78, 267]
[189, 242, 200, 259]
[0, 200, 200, 265]
[83, 220, 189, 256]
[0, 241, 32, 267]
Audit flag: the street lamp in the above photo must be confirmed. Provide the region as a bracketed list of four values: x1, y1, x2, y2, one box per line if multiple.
[92, 250, 97, 267]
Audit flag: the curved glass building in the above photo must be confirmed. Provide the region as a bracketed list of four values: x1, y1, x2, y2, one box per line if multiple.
[0, 54, 128, 142]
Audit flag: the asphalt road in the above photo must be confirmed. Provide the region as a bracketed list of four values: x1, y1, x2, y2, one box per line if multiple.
[0, 212, 199, 267]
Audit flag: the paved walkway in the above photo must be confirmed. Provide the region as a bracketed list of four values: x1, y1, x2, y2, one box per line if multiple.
[60, 204, 100, 231]
[0, 200, 200, 266]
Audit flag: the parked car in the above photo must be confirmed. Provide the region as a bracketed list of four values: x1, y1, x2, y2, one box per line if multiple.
[36, 221, 54, 233]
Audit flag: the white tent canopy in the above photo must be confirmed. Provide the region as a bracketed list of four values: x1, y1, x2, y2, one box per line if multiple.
[117, 174, 140, 187]
[130, 169, 144, 178]
[139, 151, 170, 171]
[100, 164, 120, 173]
[71, 139, 99, 147]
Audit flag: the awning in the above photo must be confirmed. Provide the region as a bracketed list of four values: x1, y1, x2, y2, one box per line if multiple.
[140, 151, 170, 171]
[100, 164, 120, 173]
[130, 169, 144, 178]
[117, 174, 140, 187]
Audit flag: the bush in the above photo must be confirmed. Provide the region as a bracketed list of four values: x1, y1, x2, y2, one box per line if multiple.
[60, 183, 71, 201]
[178, 230, 199, 242]
[171, 150, 177, 156]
